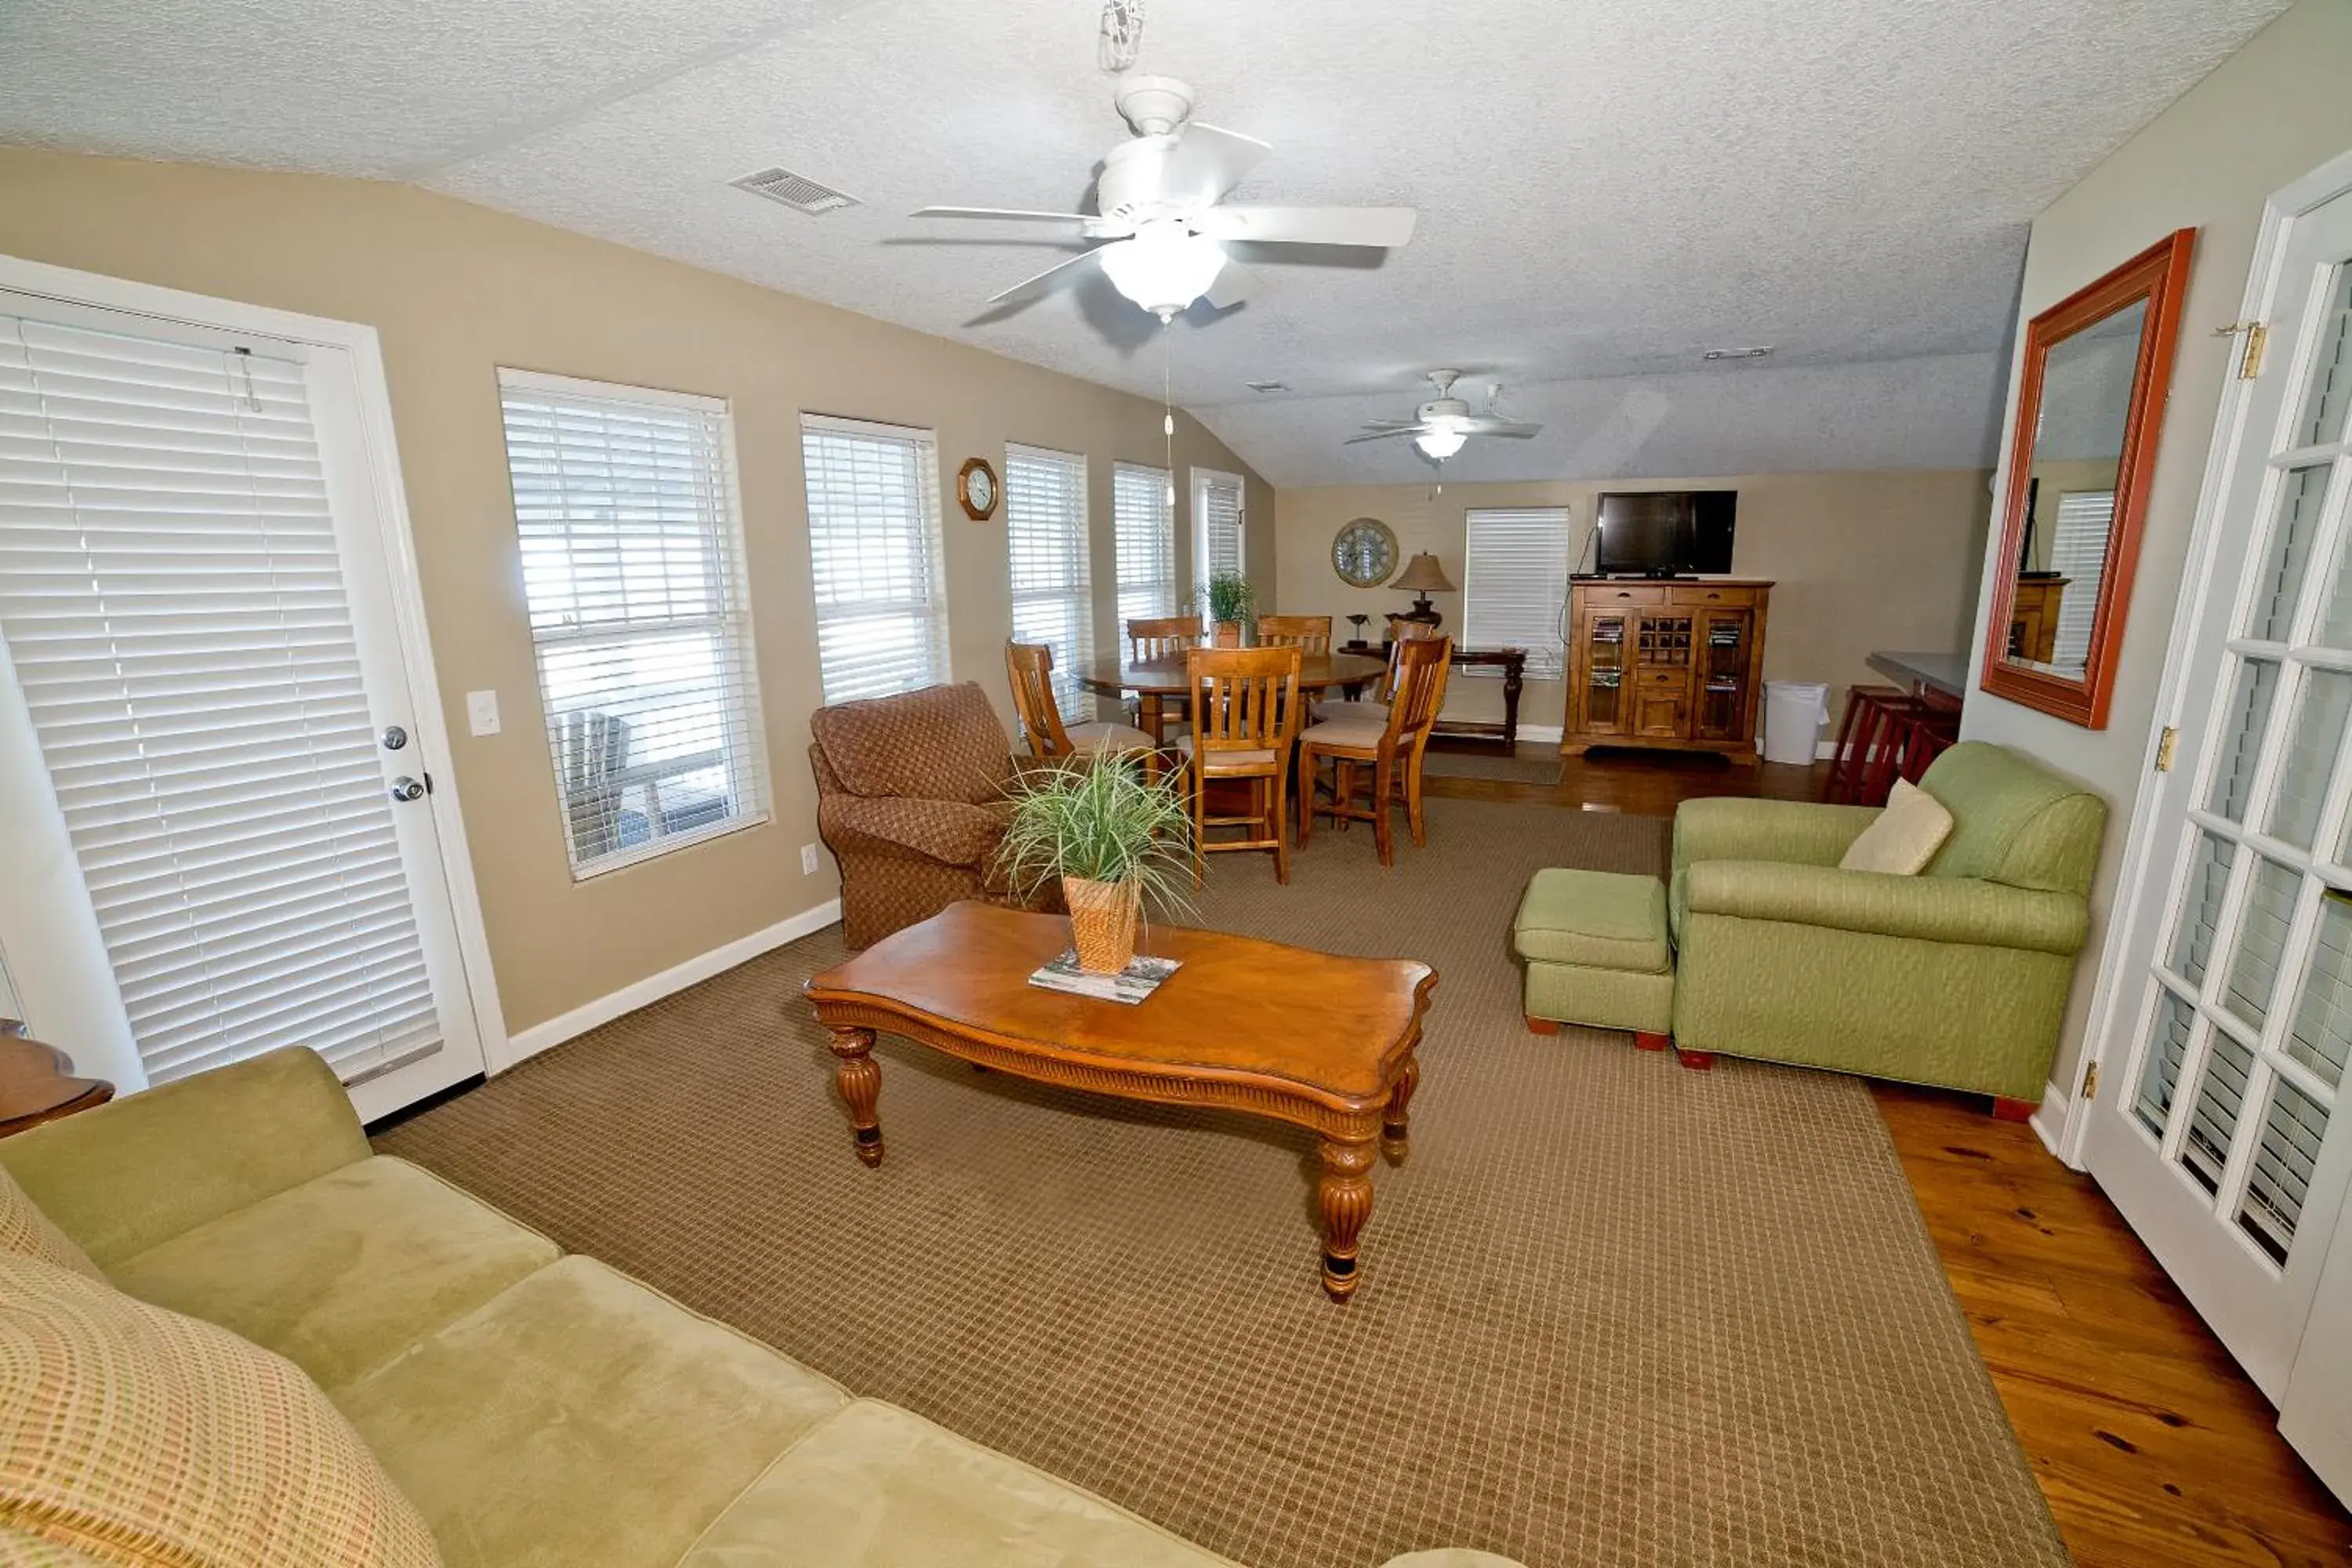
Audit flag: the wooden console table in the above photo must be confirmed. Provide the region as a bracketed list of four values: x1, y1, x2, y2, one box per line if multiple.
[804, 901, 1436, 1301]
[1342, 641, 1526, 752]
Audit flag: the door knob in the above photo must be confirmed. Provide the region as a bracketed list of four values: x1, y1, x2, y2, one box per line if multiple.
[388, 776, 426, 803]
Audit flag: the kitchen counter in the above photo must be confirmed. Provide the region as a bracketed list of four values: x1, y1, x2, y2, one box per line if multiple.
[1867, 649, 1969, 703]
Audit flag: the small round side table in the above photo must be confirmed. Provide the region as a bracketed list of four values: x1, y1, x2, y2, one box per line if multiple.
[0, 1024, 114, 1139]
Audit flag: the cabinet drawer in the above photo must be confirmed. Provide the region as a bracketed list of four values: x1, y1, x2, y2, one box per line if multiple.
[1584, 583, 1664, 606]
[1638, 666, 1687, 688]
[1668, 584, 1756, 608]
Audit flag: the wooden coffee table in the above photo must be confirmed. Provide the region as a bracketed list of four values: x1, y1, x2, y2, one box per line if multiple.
[803, 901, 1436, 1301]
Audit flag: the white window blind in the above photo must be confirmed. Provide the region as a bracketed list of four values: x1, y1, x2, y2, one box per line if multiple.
[1006, 445, 1093, 720]
[800, 415, 949, 702]
[1462, 507, 1572, 678]
[0, 311, 440, 1085]
[499, 370, 769, 878]
[2048, 489, 2114, 670]
[1114, 461, 1176, 622]
[1193, 467, 1245, 587]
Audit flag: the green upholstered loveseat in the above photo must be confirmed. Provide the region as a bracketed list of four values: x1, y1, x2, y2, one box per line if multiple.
[0, 1047, 1508, 1568]
[1669, 742, 2107, 1107]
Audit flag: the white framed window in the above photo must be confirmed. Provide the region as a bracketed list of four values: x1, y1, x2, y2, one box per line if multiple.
[1462, 507, 1573, 678]
[2048, 489, 2115, 670]
[1192, 466, 1246, 596]
[800, 414, 949, 703]
[1114, 461, 1177, 623]
[499, 368, 770, 879]
[1006, 445, 1094, 720]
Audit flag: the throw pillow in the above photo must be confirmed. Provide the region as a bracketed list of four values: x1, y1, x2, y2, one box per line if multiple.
[0, 1251, 442, 1568]
[1839, 779, 1955, 876]
[0, 1167, 103, 1284]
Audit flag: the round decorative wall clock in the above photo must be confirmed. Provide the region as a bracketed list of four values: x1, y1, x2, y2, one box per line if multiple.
[956, 457, 999, 521]
[1330, 516, 1399, 587]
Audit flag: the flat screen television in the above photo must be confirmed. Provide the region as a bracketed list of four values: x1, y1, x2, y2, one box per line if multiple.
[1595, 490, 1737, 576]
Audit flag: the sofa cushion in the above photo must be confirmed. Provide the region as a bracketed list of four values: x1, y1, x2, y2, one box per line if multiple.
[1512, 869, 1670, 973]
[0, 1251, 440, 1567]
[336, 1256, 848, 1568]
[677, 1399, 1235, 1568]
[107, 1156, 557, 1392]
[811, 681, 1014, 806]
[1838, 779, 1954, 876]
[0, 1166, 103, 1283]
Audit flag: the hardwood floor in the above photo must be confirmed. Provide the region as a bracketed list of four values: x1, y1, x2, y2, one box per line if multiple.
[1442, 744, 2352, 1568]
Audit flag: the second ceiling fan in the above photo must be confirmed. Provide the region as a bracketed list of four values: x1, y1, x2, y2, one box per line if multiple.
[1348, 372, 1543, 462]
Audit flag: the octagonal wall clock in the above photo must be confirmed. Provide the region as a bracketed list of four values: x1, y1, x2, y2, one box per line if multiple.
[956, 456, 999, 521]
[1331, 516, 1399, 587]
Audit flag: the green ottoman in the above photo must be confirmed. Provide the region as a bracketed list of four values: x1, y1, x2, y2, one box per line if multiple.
[1512, 868, 1675, 1050]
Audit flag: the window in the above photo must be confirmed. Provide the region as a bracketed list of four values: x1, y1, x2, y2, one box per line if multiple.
[2048, 489, 2114, 669]
[1006, 445, 1093, 720]
[1114, 461, 1177, 622]
[800, 414, 949, 703]
[1462, 507, 1573, 677]
[499, 370, 769, 878]
[1192, 466, 1245, 592]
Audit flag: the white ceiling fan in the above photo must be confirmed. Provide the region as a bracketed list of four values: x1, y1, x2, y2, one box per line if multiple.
[913, 75, 1417, 321]
[1347, 371, 1542, 461]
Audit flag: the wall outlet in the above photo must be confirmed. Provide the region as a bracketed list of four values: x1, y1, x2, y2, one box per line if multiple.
[465, 690, 500, 737]
[800, 843, 821, 876]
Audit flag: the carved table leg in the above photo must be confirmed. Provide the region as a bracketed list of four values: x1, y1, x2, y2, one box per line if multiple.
[1317, 1137, 1378, 1302]
[1381, 1054, 1419, 1165]
[828, 1026, 884, 1167]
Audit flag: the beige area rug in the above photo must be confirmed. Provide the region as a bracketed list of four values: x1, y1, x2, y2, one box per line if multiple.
[378, 800, 2069, 1568]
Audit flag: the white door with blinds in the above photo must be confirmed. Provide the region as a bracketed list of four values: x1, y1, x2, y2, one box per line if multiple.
[2081, 176, 2352, 1478]
[1462, 508, 1572, 678]
[498, 372, 768, 879]
[801, 415, 949, 703]
[0, 285, 486, 1120]
[1192, 466, 1244, 593]
[1113, 461, 1176, 624]
[1005, 445, 1092, 720]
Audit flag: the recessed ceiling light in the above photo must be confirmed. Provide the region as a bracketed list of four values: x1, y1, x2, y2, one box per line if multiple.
[1245, 379, 1288, 393]
[1700, 347, 1773, 361]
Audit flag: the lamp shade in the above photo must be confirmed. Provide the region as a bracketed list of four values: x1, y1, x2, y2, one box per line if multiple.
[1392, 552, 1457, 593]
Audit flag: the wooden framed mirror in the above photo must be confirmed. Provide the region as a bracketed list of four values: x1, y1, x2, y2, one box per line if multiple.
[1981, 227, 2196, 728]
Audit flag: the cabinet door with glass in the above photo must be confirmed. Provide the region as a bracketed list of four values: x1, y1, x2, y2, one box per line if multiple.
[1693, 607, 1758, 742]
[1574, 608, 1631, 735]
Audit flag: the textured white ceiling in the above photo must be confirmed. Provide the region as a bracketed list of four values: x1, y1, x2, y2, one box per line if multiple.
[0, 0, 2285, 485]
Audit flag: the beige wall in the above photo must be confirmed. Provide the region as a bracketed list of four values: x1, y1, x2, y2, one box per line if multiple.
[1276, 471, 1991, 737]
[1960, 0, 2352, 1101]
[0, 147, 1274, 1036]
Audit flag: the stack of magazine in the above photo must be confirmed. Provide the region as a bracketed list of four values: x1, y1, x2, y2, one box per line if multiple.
[1026, 949, 1181, 1005]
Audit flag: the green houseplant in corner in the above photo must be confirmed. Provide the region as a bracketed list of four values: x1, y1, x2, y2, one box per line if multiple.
[994, 757, 1194, 974]
[1193, 570, 1256, 647]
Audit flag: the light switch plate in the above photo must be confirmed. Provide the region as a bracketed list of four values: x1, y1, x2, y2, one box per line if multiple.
[466, 690, 500, 737]
[800, 843, 821, 876]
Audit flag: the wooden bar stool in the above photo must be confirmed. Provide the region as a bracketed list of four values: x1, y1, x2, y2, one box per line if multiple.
[1854, 695, 1934, 806]
[1826, 685, 1906, 803]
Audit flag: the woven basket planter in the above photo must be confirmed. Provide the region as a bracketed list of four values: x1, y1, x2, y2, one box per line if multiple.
[1062, 874, 1141, 974]
[1210, 620, 1244, 648]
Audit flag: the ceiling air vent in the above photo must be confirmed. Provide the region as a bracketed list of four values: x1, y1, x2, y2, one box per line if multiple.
[731, 167, 859, 216]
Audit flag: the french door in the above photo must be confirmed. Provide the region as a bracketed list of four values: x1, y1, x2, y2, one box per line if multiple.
[0, 281, 488, 1121]
[2082, 181, 2352, 1432]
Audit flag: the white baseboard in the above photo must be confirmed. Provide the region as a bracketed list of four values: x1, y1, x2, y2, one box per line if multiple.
[503, 898, 843, 1066]
[1813, 739, 1893, 761]
[2027, 1080, 2072, 1163]
[1517, 724, 1564, 744]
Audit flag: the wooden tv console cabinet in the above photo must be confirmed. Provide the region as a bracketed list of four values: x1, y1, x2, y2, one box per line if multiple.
[1559, 578, 1773, 762]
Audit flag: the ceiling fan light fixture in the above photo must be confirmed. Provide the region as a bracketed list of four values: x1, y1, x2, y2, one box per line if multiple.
[1414, 426, 1468, 460]
[1098, 222, 1226, 320]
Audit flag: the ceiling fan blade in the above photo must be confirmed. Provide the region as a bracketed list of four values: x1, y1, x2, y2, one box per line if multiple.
[985, 248, 1103, 307]
[1458, 419, 1543, 438]
[1356, 419, 1425, 431]
[914, 205, 1092, 224]
[1157, 122, 1271, 208]
[1194, 205, 1418, 249]
[1202, 263, 1261, 311]
[1344, 427, 1422, 445]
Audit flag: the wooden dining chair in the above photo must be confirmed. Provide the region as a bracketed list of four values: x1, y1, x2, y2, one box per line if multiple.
[1254, 614, 1332, 652]
[1177, 644, 1303, 885]
[1006, 641, 1160, 779]
[1126, 615, 1202, 741]
[1299, 635, 1452, 866]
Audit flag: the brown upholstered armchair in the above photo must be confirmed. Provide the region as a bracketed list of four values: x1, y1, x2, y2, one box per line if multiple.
[810, 681, 1058, 948]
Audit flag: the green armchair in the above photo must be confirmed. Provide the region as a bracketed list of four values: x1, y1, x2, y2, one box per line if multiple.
[1669, 742, 2107, 1108]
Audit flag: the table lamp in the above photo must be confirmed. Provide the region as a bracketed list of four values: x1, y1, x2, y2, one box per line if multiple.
[1392, 552, 1457, 630]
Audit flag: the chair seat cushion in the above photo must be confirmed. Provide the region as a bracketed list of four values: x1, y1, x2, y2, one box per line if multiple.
[1173, 735, 1278, 768]
[1065, 720, 1158, 753]
[335, 1255, 848, 1568]
[1512, 869, 1671, 973]
[107, 1156, 558, 1392]
[677, 1400, 1235, 1568]
[1299, 715, 1389, 751]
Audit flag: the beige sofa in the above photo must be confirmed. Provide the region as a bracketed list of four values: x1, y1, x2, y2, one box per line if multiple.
[0, 1047, 1516, 1567]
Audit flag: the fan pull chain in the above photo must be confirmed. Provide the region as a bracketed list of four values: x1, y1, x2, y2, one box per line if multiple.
[1162, 326, 1176, 506]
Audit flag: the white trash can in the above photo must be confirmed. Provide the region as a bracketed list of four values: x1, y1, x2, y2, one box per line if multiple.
[1761, 681, 1831, 765]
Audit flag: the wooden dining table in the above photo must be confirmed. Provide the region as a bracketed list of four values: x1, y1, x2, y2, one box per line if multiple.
[1078, 649, 1390, 743]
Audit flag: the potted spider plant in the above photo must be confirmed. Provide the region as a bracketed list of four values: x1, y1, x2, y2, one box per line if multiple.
[1193, 570, 1256, 646]
[994, 757, 1194, 974]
